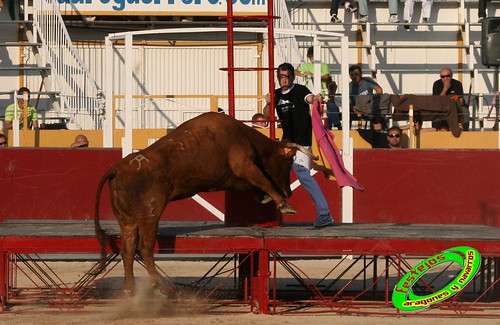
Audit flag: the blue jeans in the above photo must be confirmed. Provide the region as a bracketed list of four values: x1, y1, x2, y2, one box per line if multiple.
[359, 0, 398, 16]
[292, 147, 330, 218]
[327, 101, 341, 129]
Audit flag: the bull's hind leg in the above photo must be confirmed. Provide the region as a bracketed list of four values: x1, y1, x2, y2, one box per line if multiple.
[119, 223, 139, 296]
[137, 197, 173, 296]
[137, 222, 163, 293]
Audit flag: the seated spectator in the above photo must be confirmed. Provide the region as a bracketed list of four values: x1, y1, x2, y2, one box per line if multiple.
[71, 134, 89, 148]
[432, 68, 469, 131]
[295, 46, 331, 94]
[387, 126, 404, 149]
[0, 133, 7, 147]
[357, 0, 399, 23]
[478, 0, 491, 22]
[330, 0, 357, 23]
[251, 113, 268, 128]
[403, 0, 433, 30]
[4, 87, 39, 131]
[326, 80, 342, 130]
[349, 64, 383, 124]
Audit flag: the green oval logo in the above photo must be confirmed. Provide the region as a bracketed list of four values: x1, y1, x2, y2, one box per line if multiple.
[392, 246, 481, 311]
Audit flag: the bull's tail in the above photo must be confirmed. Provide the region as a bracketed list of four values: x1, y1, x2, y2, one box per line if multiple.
[94, 168, 116, 273]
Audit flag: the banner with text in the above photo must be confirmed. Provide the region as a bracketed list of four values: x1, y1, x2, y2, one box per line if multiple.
[57, 0, 268, 16]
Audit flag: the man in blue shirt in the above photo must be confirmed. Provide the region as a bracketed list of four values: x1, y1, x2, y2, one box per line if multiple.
[349, 65, 383, 122]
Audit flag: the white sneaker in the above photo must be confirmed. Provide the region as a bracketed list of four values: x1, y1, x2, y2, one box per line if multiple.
[388, 15, 399, 23]
[359, 15, 369, 23]
[330, 14, 342, 23]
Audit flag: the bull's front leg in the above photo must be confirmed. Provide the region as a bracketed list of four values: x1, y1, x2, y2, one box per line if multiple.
[229, 159, 296, 214]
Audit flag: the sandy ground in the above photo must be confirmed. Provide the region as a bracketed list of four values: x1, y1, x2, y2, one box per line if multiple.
[0, 259, 498, 324]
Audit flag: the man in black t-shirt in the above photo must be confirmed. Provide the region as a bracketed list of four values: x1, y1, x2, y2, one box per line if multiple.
[263, 63, 334, 227]
[432, 68, 469, 131]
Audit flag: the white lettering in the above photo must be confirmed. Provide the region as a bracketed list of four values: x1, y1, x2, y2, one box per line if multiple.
[58, 0, 267, 15]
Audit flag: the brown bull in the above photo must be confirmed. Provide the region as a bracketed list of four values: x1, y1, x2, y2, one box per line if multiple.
[94, 112, 317, 295]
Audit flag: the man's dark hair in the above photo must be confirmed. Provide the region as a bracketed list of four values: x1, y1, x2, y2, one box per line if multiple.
[387, 126, 402, 135]
[277, 63, 295, 76]
[18, 87, 30, 95]
[371, 115, 386, 128]
[0, 134, 6, 141]
[307, 46, 314, 57]
[349, 64, 362, 74]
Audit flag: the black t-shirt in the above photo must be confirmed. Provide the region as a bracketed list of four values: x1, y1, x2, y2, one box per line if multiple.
[274, 84, 312, 146]
[432, 78, 464, 98]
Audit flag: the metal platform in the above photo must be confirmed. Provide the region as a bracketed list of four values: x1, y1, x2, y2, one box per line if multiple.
[0, 220, 499, 316]
[1, 220, 499, 254]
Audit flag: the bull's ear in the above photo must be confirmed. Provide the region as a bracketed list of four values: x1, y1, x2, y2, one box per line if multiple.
[283, 147, 297, 157]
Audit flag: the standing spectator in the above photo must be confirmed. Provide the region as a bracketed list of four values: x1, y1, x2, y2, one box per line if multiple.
[432, 68, 469, 131]
[357, 0, 399, 23]
[0, 134, 7, 147]
[330, 0, 357, 23]
[264, 63, 334, 227]
[70, 134, 89, 148]
[357, 115, 389, 148]
[295, 47, 331, 95]
[349, 64, 383, 122]
[386, 126, 403, 149]
[326, 80, 342, 130]
[251, 113, 268, 128]
[478, 0, 491, 22]
[4, 87, 38, 131]
[370, 115, 389, 148]
[403, 0, 433, 30]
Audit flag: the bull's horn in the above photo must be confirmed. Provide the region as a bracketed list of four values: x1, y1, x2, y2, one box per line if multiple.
[286, 142, 319, 161]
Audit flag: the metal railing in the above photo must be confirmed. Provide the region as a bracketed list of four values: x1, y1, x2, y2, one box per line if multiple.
[32, 0, 103, 130]
[273, 0, 302, 66]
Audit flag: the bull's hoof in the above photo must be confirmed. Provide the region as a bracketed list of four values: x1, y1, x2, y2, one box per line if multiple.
[278, 203, 296, 214]
[261, 195, 273, 204]
[123, 288, 134, 298]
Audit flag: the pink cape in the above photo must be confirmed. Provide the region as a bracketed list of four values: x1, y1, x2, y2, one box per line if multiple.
[312, 100, 364, 191]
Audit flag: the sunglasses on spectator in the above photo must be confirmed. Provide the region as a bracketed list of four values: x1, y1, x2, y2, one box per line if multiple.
[387, 134, 401, 138]
[440, 74, 452, 78]
[0, 141, 7, 146]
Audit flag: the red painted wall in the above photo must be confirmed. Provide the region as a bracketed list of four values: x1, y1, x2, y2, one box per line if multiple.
[0, 148, 121, 222]
[1, 148, 498, 226]
[350, 149, 500, 227]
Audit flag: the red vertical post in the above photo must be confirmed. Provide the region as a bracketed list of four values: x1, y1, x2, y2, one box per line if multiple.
[227, 0, 235, 117]
[0, 251, 7, 312]
[250, 249, 270, 314]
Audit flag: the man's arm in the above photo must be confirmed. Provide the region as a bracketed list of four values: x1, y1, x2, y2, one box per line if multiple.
[438, 79, 451, 96]
[295, 65, 312, 78]
[3, 105, 13, 130]
[306, 93, 323, 105]
[263, 93, 271, 119]
[374, 84, 383, 95]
